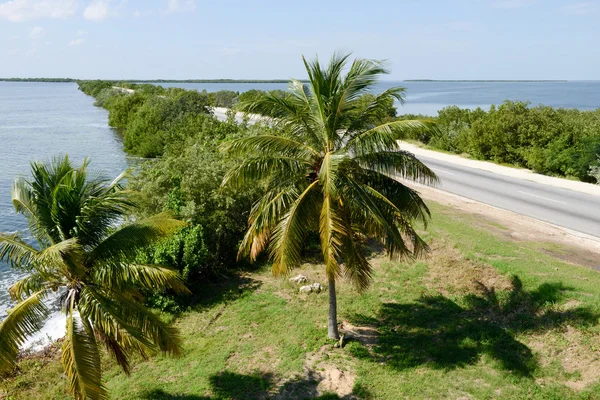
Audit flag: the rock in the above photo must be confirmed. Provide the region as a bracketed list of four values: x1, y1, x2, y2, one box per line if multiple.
[310, 283, 323, 293]
[289, 274, 308, 284]
[299, 285, 313, 293]
[299, 283, 323, 293]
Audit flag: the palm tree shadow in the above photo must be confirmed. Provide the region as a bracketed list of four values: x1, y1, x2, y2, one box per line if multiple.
[349, 276, 597, 376]
[142, 370, 362, 399]
[142, 390, 210, 400]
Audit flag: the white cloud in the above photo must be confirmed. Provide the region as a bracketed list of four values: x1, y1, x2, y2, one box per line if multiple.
[83, 0, 109, 21]
[77, 29, 87, 36]
[7, 48, 20, 55]
[132, 8, 153, 18]
[29, 25, 45, 39]
[166, 0, 195, 13]
[0, 0, 78, 22]
[69, 37, 84, 46]
[561, 2, 598, 15]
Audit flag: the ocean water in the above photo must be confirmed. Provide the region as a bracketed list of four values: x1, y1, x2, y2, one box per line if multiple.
[0, 82, 128, 346]
[159, 80, 600, 115]
[0, 80, 599, 347]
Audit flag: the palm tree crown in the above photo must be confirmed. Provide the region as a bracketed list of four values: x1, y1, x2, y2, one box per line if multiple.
[0, 156, 188, 400]
[222, 53, 438, 339]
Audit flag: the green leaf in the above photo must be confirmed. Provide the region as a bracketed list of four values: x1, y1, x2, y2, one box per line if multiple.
[0, 290, 48, 374]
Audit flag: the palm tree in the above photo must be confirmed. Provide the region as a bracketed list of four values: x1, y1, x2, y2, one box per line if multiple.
[221, 53, 438, 340]
[0, 156, 189, 400]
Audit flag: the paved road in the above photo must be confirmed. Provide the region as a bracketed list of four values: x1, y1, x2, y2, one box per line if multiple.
[421, 156, 600, 238]
[212, 108, 600, 238]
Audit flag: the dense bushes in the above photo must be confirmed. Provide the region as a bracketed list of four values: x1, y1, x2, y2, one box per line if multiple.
[399, 101, 600, 182]
[130, 115, 264, 293]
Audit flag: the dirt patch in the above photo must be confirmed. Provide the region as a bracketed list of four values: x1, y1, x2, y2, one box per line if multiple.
[316, 363, 356, 397]
[528, 325, 600, 390]
[423, 241, 513, 296]
[411, 184, 600, 268]
[274, 345, 357, 399]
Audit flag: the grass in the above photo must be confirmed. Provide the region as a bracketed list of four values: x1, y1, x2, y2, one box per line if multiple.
[2, 201, 600, 399]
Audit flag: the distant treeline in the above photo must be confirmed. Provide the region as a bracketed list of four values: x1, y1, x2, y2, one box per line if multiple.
[1, 78, 301, 83]
[0, 77, 76, 82]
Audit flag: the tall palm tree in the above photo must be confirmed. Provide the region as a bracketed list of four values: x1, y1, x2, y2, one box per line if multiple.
[0, 156, 188, 400]
[222, 53, 438, 340]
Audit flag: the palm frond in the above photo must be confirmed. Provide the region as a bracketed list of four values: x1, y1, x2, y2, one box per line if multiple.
[82, 286, 183, 357]
[77, 189, 135, 247]
[88, 213, 185, 265]
[62, 293, 107, 400]
[77, 286, 158, 373]
[358, 170, 432, 227]
[221, 156, 311, 189]
[8, 273, 48, 301]
[222, 135, 319, 159]
[270, 180, 321, 275]
[340, 175, 411, 257]
[238, 186, 299, 261]
[337, 205, 372, 292]
[356, 150, 439, 185]
[0, 232, 39, 271]
[37, 238, 86, 278]
[0, 290, 48, 374]
[92, 263, 190, 294]
[346, 120, 432, 155]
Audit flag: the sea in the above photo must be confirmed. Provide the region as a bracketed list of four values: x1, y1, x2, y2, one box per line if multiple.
[0, 80, 599, 347]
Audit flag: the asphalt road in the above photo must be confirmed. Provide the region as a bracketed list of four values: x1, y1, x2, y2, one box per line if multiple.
[420, 155, 600, 238]
[212, 108, 600, 238]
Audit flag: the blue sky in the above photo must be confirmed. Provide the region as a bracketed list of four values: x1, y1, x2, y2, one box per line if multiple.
[0, 0, 598, 80]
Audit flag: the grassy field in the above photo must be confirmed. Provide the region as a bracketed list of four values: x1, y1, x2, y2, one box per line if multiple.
[2, 201, 600, 399]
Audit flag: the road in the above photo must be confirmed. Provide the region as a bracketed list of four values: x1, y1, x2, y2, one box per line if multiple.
[212, 108, 600, 238]
[420, 156, 600, 238]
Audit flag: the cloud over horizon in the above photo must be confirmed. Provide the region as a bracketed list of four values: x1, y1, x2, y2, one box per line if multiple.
[0, 0, 78, 21]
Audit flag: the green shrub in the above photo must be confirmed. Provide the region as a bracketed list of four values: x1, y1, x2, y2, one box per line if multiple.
[130, 117, 263, 285]
[93, 87, 124, 107]
[397, 101, 600, 182]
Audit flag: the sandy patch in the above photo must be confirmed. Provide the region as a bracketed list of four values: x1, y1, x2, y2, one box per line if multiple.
[528, 325, 600, 390]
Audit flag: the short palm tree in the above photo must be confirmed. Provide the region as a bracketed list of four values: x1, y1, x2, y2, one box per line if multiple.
[222, 53, 438, 339]
[0, 156, 188, 400]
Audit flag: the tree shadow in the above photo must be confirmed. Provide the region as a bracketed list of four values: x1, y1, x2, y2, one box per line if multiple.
[142, 389, 210, 399]
[349, 276, 598, 377]
[153, 273, 262, 315]
[209, 371, 274, 399]
[186, 274, 262, 311]
[142, 370, 367, 399]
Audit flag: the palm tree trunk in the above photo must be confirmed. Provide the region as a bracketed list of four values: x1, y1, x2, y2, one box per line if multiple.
[328, 275, 340, 340]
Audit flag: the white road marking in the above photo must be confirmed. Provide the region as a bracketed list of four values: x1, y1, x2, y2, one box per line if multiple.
[430, 167, 455, 176]
[517, 191, 567, 205]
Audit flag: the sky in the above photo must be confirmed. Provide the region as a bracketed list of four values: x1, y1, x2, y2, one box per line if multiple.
[0, 0, 598, 80]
